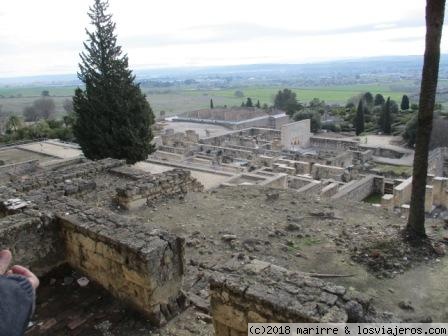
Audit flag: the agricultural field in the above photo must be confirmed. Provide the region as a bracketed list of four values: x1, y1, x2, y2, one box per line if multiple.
[0, 82, 411, 119]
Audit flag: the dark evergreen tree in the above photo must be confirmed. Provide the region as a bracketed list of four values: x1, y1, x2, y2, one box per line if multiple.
[256, 100, 261, 108]
[73, 0, 154, 164]
[401, 94, 410, 110]
[210, 99, 214, 109]
[293, 110, 321, 133]
[246, 97, 253, 107]
[241, 101, 246, 107]
[382, 97, 392, 134]
[363, 92, 374, 108]
[374, 93, 385, 106]
[354, 100, 365, 135]
[274, 88, 301, 116]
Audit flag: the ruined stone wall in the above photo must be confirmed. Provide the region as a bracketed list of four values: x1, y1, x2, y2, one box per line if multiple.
[10, 158, 124, 192]
[281, 119, 312, 150]
[287, 176, 315, 190]
[0, 211, 64, 276]
[327, 151, 353, 168]
[116, 169, 204, 210]
[428, 147, 448, 176]
[0, 158, 188, 326]
[296, 180, 322, 196]
[210, 259, 373, 336]
[311, 164, 345, 181]
[332, 175, 383, 201]
[321, 182, 340, 198]
[310, 136, 359, 151]
[351, 149, 374, 164]
[56, 201, 185, 325]
[201, 128, 281, 146]
[0, 159, 39, 175]
[198, 144, 254, 160]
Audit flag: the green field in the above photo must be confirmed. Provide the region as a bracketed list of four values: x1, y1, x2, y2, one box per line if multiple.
[0, 83, 408, 118]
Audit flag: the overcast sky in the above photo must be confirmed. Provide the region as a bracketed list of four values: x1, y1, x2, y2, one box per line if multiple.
[0, 0, 446, 77]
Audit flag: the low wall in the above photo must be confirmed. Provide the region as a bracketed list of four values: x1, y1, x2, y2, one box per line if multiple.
[0, 211, 64, 276]
[296, 180, 322, 196]
[428, 147, 448, 176]
[321, 182, 339, 198]
[0, 158, 187, 326]
[210, 259, 373, 336]
[310, 136, 359, 151]
[10, 158, 124, 192]
[393, 177, 412, 207]
[288, 176, 315, 190]
[332, 175, 383, 201]
[0, 160, 39, 175]
[58, 206, 185, 326]
[116, 169, 204, 210]
[311, 164, 345, 181]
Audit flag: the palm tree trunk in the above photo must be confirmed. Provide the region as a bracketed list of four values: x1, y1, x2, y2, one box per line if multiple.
[407, 0, 445, 239]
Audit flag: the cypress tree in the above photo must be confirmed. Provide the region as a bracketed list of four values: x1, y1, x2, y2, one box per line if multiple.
[246, 97, 253, 107]
[210, 99, 214, 109]
[355, 100, 365, 135]
[401, 94, 410, 110]
[374, 93, 385, 106]
[256, 100, 261, 108]
[73, 0, 155, 164]
[383, 97, 392, 134]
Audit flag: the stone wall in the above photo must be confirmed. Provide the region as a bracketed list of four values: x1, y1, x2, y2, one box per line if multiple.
[10, 158, 124, 192]
[210, 259, 374, 336]
[0, 159, 39, 175]
[55, 198, 185, 325]
[311, 164, 345, 181]
[281, 119, 312, 150]
[296, 180, 322, 196]
[428, 147, 448, 176]
[321, 182, 339, 198]
[310, 136, 359, 151]
[0, 158, 187, 326]
[116, 169, 204, 210]
[332, 175, 384, 202]
[0, 211, 64, 276]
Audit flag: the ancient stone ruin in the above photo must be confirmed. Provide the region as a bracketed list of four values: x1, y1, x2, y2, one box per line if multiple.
[0, 158, 203, 326]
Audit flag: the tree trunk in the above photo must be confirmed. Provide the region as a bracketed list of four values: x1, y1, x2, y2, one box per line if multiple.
[407, 0, 445, 239]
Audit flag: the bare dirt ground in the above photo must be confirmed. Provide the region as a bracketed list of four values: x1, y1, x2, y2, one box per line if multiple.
[19, 141, 83, 159]
[131, 186, 448, 324]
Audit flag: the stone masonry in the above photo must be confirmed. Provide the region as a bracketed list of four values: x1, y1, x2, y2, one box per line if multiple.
[210, 259, 377, 336]
[116, 169, 204, 210]
[0, 158, 204, 326]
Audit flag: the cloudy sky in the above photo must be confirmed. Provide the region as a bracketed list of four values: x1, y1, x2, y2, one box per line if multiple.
[0, 0, 446, 77]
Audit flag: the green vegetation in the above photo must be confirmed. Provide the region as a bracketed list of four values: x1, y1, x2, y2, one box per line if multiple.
[73, 0, 155, 164]
[0, 82, 412, 119]
[363, 193, 383, 204]
[355, 100, 365, 135]
[374, 164, 413, 177]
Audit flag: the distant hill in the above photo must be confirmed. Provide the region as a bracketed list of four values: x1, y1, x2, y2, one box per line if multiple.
[1, 55, 447, 86]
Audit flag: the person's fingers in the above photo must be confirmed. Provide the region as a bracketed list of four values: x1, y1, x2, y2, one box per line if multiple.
[10, 265, 40, 289]
[0, 250, 12, 275]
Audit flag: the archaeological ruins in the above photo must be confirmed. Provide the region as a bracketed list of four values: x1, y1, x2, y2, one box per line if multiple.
[0, 112, 447, 333]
